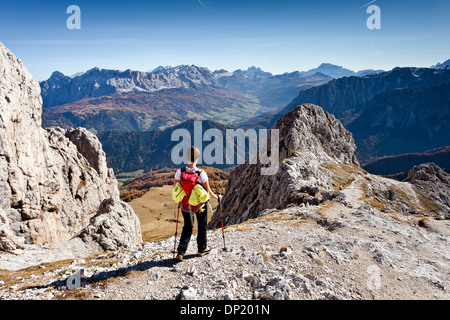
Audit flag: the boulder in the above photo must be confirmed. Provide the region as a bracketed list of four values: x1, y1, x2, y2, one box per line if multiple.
[78, 198, 143, 251]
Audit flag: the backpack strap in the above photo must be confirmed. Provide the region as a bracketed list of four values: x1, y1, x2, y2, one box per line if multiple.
[181, 166, 202, 178]
[194, 169, 202, 178]
[195, 170, 206, 188]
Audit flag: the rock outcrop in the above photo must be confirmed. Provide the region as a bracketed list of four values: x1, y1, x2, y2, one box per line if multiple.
[405, 163, 450, 218]
[0, 42, 142, 253]
[79, 198, 142, 251]
[209, 103, 361, 228]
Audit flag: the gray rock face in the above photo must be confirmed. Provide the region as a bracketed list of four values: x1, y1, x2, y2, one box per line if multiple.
[176, 286, 198, 300]
[259, 276, 292, 300]
[209, 103, 360, 228]
[405, 162, 450, 217]
[0, 208, 25, 253]
[79, 198, 142, 251]
[0, 41, 142, 252]
[65, 127, 110, 180]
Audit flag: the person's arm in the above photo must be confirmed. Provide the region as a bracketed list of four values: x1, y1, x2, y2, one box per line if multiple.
[174, 169, 181, 186]
[203, 180, 221, 201]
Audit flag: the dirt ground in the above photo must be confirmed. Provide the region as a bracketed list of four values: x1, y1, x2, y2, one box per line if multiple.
[129, 185, 219, 242]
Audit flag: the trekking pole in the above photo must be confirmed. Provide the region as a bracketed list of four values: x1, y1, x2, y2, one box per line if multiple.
[218, 195, 227, 252]
[172, 204, 181, 258]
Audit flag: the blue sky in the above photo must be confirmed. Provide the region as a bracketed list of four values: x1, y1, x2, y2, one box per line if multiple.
[0, 0, 449, 80]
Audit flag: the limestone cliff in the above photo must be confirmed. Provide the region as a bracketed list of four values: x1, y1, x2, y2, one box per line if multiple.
[0, 42, 142, 253]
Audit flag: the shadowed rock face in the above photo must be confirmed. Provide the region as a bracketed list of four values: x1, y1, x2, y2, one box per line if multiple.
[0, 42, 141, 252]
[209, 103, 360, 229]
[405, 163, 450, 217]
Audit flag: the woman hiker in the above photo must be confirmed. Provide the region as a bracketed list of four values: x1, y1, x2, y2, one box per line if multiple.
[173, 146, 221, 261]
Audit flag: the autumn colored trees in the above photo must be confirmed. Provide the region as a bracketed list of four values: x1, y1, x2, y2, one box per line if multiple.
[120, 167, 229, 202]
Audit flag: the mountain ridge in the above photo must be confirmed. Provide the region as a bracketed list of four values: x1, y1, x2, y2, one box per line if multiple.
[39, 65, 331, 132]
[242, 66, 450, 163]
[40, 61, 389, 110]
[362, 146, 450, 180]
[432, 59, 450, 68]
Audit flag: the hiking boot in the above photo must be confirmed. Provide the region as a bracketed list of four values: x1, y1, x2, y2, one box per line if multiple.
[197, 248, 211, 256]
[176, 254, 184, 262]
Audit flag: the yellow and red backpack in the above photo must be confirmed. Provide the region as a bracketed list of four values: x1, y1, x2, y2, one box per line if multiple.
[179, 167, 207, 212]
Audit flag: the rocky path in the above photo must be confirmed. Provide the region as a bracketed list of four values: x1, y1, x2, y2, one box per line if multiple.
[1, 179, 449, 300]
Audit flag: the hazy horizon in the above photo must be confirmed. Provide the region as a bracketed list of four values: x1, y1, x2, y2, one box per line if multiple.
[1, 0, 449, 81]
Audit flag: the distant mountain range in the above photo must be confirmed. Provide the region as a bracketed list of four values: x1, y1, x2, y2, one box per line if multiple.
[40, 65, 221, 108]
[432, 59, 450, 68]
[303, 63, 384, 78]
[243, 66, 450, 163]
[38, 62, 393, 132]
[40, 65, 333, 131]
[41, 61, 450, 167]
[40, 63, 383, 106]
[213, 67, 332, 110]
[40, 64, 335, 110]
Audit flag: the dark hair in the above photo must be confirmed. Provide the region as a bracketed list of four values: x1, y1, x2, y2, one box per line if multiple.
[186, 146, 200, 162]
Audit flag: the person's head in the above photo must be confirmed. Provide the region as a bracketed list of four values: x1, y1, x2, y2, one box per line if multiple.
[186, 146, 201, 164]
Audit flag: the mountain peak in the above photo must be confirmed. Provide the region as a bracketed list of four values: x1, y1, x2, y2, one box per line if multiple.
[318, 62, 340, 68]
[151, 65, 172, 73]
[304, 63, 356, 78]
[432, 59, 450, 68]
[245, 66, 272, 77]
[229, 66, 272, 78]
[246, 66, 263, 73]
[50, 71, 67, 79]
[150, 64, 211, 75]
[209, 103, 359, 228]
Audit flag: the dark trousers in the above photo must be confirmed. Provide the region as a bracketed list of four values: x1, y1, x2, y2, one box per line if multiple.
[177, 206, 208, 255]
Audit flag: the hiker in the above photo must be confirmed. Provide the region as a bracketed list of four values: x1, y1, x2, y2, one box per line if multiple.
[173, 146, 221, 261]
